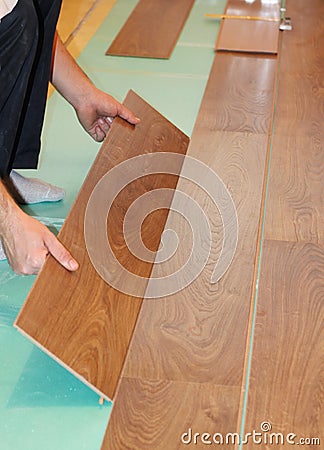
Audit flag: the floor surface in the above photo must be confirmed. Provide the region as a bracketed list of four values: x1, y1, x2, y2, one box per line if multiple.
[0, 1, 225, 449]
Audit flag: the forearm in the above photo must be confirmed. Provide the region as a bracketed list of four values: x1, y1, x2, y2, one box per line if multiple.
[0, 180, 20, 235]
[51, 32, 95, 109]
[50, 31, 140, 141]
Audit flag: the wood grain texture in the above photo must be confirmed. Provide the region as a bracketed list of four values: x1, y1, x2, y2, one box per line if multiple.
[215, 0, 280, 54]
[216, 19, 280, 54]
[273, 73, 324, 137]
[244, 3, 324, 442]
[264, 0, 324, 244]
[264, 132, 324, 243]
[279, 0, 324, 75]
[14, 90, 189, 401]
[244, 240, 324, 444]
[226, 0, 280, 19]
[106, 0, 195, 59]
[123, 131, 269, 385]
[102, 45, 277, 447]
[102, 378, 240, 449]
[195, 53, 277, 134]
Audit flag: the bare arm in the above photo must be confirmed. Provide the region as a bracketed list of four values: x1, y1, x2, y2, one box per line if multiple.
[51, 33, 140, 141]
[0, 181, 78, 275]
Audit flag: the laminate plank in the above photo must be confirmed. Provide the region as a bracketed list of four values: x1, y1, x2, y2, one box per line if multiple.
[264, 132, 324, 244]
[274, 73, 324, 137]
[106, 0, 195, 59]
[216, 19, 280, 54]
[243, 240, 324, 445]
[123, 131, 269, 385]
[279, 0, 324, 74]
[225, 0, 280, 19]
[14, 90, 189, 401]
[195, 53, 277, 133]
[263, 0, 324, 244]
[244, 1, 324, 442]
[215, 0, 280, 54]
[101, 44, 278, 446]
[102, 378, 241, 449]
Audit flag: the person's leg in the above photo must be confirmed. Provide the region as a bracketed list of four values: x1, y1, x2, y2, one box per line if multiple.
[11, 0, 63, 170]
[0, 0, 64, 260]
[3, 0, 65, 204]
[0, 0, 39, 178]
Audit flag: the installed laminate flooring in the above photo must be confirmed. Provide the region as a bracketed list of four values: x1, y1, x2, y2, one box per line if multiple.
[225, 0, 280, 19]
[243, 0, 324, 445]
[215, 0, 280, 54]
[101, 49, 278, 448]
[103, 378, 241, 449]
[193, 53, 277, 134]
[122, 130, 269, 385]
[106, 0, 195, 58]
[263, 131, 324, 243]
[263, 0, 324, 244]
[278, 0, 324, 74]
[243, 240, 324, 445]
[14, 90, 189, 401]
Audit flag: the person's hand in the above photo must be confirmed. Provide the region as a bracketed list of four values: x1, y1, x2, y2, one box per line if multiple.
[75, 87, 140, 142]
[1, 208, 78, 275]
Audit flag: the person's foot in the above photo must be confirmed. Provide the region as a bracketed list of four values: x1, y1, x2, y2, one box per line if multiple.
[6, 171, 65, 204]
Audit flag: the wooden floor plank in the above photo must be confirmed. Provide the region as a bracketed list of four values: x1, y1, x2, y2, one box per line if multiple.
[102, 51, 278, 448]
[244, 240, 324, 444]
[264, 132, 324, 244]
[123, 131, 269, 385]
[279, 0, 324, 75]
[225, 0, 280, 19]
[14, 90, 189, 401]
[102, 378, 240, 449]
[216, 19, 280, 54]
[263, 0, 324, 244]
[215, 0, 280, 54]
[273, 73, 324, 137]
[106, 0, 195, 59]
[195, 53, 277, 134]
[244, 1, 324, 444]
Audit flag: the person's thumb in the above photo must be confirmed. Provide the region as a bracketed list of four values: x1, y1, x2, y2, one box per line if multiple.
[45, 233, 79, 271]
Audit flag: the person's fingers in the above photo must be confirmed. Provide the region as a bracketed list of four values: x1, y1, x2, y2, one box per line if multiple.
[45, 232, 79, 271]
[94, 124, 106, 142]
[98, 118, 111, 135]
[116, 104, 140, 125]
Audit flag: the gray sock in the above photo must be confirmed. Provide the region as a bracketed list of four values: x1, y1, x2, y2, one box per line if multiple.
[8, 171, 65, 204]
[0, 240, 6, 261]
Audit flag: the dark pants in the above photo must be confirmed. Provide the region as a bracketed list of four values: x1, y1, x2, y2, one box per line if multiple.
[0, 0, 62, 178]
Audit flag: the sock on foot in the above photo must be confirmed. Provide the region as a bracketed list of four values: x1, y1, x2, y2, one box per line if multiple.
[8, 171, 65, 204]
[0, 240, 6, 261]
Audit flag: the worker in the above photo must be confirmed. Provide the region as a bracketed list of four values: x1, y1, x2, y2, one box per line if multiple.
[0, 0, 140, 275]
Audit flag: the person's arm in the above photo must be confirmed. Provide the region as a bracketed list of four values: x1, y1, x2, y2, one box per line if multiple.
[0, 180, 78, 275]
[51, 33, 140, 142]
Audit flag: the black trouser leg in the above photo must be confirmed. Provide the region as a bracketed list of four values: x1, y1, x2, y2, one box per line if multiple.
[0, 0, 62, 178]
[0, 0, 38, 177]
